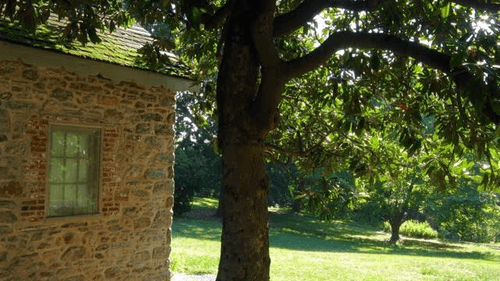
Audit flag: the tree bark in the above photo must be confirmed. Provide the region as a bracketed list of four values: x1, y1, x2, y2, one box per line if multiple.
[292, 199, 302, 213]
[389, 213, 404, 243]
[215, 1, 276, 280]
[216, 142, 271, 280]
[216, 189, 225, 218]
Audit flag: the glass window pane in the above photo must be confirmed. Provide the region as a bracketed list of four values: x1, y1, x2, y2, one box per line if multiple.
[80, 135, 89, 158]
[49, 158, 65, 183]
[48, 126, 100, 217]
[63, 184, 77, 208]
[48, 184, 64, 216]
[51, 131, 65, 157]
[66, 133, 79, 157]
[79, 160, 88, 182]
[65, 159, 78, 183]
[76, 184, 90, 212]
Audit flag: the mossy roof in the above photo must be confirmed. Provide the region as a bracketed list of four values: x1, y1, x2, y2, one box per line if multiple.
[0, 17, 191, 79]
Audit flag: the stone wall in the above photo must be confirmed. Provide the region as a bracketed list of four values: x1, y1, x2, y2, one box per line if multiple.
[0, 59, 175, 281]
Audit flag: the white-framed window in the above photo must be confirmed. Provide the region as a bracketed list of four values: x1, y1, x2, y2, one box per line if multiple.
[47, 125, 101, 217]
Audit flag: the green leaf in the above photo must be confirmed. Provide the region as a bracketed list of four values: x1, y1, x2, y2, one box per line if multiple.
[481, 173, 490, 187]
[441, 3, 451, 19]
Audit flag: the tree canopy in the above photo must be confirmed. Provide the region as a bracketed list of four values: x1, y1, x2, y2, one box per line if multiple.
[3, 1, 500, 280]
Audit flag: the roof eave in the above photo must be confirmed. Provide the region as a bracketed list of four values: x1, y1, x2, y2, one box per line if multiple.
[0, 39, 199, 92]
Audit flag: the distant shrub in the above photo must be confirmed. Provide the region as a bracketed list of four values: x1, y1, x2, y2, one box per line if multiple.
[384, 220, 438, 239]
[437, 208, 500, 243]
[427, 188, 500, 243]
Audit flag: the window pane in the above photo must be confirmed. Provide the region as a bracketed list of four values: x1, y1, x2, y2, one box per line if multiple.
[80, 135, 89, 157]
[65, 159, 78, 183]
[48, 126, 100, 217]
[63, 184, 77, 209]
[49, 158, 65, 183]
[65, 133, 79, 157]
[76, 184, 90, 211]
[48, 184, 64, 216]
[79, 160, 88, 182]
[51, 131, 65, 157]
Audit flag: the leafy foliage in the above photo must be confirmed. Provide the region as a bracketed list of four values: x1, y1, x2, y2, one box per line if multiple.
[267, 162, 293, 207]
[174, 92, 221, 215]
[0, 0, 132, 43]
[426, 184, 500, 242]
[174, 143, 222, 214]
[296, 169, 358, 220]
[383, 220, 438, 240]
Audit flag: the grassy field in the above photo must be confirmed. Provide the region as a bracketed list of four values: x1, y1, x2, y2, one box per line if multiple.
[171, 198, 500, 281]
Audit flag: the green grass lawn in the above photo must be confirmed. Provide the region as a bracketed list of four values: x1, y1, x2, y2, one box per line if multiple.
[171, 198, 500, 280]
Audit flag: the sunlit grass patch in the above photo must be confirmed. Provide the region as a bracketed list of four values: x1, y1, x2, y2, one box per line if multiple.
[170, 219, 221, 275]
[190, 197, 219, 209]
[171, 198, 500, 280]
[171, 247, 219, 275]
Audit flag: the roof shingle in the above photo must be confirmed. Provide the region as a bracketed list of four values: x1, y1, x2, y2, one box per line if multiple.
[0, 16, 191, 79]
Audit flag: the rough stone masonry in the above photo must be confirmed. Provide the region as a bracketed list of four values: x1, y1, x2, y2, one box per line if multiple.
[0, 59, 176, 281]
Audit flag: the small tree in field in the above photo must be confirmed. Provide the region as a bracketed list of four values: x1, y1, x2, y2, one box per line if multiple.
[353, 126, 437, 243]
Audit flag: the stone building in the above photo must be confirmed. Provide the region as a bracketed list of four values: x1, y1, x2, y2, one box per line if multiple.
[0, 20, 193, 280]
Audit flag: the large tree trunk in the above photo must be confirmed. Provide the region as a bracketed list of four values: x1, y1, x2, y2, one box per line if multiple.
[215, 188, 225, 218]
[216, 142, 271, 280]
[215, 1, 278, 280]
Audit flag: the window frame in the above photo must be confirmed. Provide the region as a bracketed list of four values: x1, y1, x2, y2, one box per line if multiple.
[46, 124, 102, 218]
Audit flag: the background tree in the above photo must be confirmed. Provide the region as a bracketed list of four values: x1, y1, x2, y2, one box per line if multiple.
[263, 20, 500, 243]
[175, 92, 293, 216]
[174, 92, 221, 214]
[295, 169, 358, 219]
[358, 142, 429, 243]
[4, 1, 500, 280]
[426, 179, 500, 242]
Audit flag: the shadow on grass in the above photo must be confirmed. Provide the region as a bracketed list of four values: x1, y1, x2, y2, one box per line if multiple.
[269, 212, 499, 262]
[172, 209, 499, 263]
[270, 230, 499, 261]
[172, 216, 222, 241]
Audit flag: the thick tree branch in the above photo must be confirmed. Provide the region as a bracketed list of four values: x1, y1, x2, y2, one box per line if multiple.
[251, 2, 279, 68]
[201, 0, 233, 30]
[451, 0, 500, 12]
[273, 0, 500, 39]
[284, 31, 451, 79]
[283, 31, 500, 124]
[248, 1, 288, 136]
[273, 0, 381, 37]
[249, 59, 286, 136]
